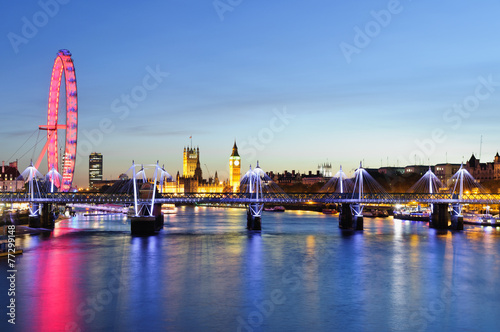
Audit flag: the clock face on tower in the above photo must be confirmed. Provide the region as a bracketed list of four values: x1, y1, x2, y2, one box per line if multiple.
[229, 160, 232, 166]
[234, 160, 239, 166]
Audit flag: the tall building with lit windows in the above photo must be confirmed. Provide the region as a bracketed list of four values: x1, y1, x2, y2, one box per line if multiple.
[229, 141, 241, 192]
[183, 147, 200, 178]
[435, 163, 461, 187]
[89, 152, 103, 188]
[164, 145, 225, 193]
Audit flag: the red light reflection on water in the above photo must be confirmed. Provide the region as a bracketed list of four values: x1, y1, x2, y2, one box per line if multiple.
[22, 238, 83, 331]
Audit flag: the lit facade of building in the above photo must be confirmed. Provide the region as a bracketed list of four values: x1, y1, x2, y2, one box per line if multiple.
[162, 144, 229, 193]
[183, 147, 199, 178]
[404, 165, 430, 176]
[89, 152, 103, 188]
[435, 163, 461, 187]
[466, 153, 500, 182]
[317, 162, 332, 177]
[229, 141, 241, 192]
[0, 161, 23, 192]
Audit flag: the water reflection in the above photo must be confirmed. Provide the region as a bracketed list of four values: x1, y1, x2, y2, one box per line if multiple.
[389, 220, 410, 330]
[2, 209, 500, 331]
[15, 233, 85, 331]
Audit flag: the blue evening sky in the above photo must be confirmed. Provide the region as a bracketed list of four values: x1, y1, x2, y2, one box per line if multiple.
[1, 0, 500, 187]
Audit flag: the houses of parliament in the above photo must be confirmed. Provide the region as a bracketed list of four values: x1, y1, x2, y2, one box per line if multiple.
[161, 142, 241, 193]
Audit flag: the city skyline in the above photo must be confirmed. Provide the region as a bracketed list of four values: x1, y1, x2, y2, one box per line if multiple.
[1, 1, 500, 188]
[86, 144, 500, 188]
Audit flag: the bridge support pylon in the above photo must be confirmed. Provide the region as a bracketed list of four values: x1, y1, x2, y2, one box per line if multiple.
[339, 204, 363, 230]
[241, 163, 265, 231]
[28, 203, 55, 229]
[129, 162, 164, 235]
[131, 203, 164, 235]
[339, 163, 365, 230]
[41, 203, 55, 229]
[352, 204, 363, 230]
[430, 203, 449, 229]
[29, 203, 41, 228]
[247, 203, 263, 230]
[339, 204, 352, 229]
[450, 203, 464, 230]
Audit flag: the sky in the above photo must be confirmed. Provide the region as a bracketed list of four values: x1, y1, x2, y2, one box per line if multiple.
[1, 0, 500, 187]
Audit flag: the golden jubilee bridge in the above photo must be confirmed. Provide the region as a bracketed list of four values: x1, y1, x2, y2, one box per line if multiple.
[1, 192, 500, 205]
[2, 161, 499, 234]
[1, 191, 499, 234]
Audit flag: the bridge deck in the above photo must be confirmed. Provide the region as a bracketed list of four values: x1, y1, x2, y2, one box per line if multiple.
[1, 192, 499, 205]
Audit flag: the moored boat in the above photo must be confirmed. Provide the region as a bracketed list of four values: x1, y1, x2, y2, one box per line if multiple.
[161, 204, 177, 214]
[363, 209, 390, 218]
[393, 211, 430, 221]
[264, 206, 285, 212]
[463, 213, 500, 226]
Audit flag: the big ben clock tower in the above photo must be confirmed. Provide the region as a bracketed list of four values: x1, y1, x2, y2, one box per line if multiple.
[229, 141, 241, 192]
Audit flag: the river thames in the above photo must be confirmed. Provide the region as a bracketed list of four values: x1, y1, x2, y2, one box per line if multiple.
[2, 206, 500, 331]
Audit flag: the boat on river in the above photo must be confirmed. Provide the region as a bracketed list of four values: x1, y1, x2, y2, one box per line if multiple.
[322, 208, 339, 215]
[393, 211, 430, 221]
[264, 206, 285, 212]
[463, 212, 500, 226]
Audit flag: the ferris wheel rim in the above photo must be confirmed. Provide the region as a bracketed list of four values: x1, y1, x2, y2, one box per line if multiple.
[45, 49, 78, 192]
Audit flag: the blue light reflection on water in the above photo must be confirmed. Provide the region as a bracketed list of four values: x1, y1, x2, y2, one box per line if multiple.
[1, 207, 500, 331]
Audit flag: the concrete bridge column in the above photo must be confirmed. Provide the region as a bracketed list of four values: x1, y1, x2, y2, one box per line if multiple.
[430, 203, 449, 229]
[153, 203, 164, 231]
[28, 203, 41, 228]
[339, 203, 352, 229]
[450, 203, 464, 230]
[353, 204, 364, 231]
[247, 203, 263, 231]
[339, 204, 363, 230]
[40, 203, 55, 229]
[130, 203, 163, 235]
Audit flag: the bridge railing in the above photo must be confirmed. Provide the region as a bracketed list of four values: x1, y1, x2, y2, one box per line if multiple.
[1, 192, 499, 204]
[0, 192, 135, 203]
[300, 192, 500, 204]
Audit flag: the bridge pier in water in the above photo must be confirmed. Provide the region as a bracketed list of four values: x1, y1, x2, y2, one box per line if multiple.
[130, 203, 164, 235]
[28, 203, 55, 229]
[430, 203, 464, 230]
[241, 163, 266, 231]
[430, 203, 449, 229]
[129, 161, 166, 235]
[247, 203, 263, 231]
[450, 203, 464, 230]
[41, 203, 55, 229]
[28, 203, 40, 228]
[339, 204, 363, 230]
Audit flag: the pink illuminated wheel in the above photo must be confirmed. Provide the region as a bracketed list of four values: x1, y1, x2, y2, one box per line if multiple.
[39, 49, 78, 192]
